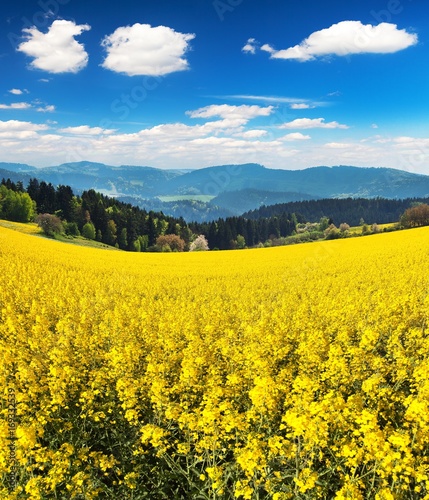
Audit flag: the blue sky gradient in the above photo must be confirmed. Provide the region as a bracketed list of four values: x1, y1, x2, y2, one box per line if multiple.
[0, 0, 427, 171]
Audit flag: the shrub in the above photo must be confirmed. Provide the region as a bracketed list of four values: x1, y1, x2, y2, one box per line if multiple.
[82, 222, 96, 240]
[65, 222, 80, 237]
[325, 224, 341, 240]
[339, 223, 350, 234]
[35, 213, 63, 236]
[155, 234, 185, 252]
[400, 203, 429, 228]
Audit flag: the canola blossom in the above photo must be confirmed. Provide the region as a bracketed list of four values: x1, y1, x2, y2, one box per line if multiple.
[1, 225, 429, 499]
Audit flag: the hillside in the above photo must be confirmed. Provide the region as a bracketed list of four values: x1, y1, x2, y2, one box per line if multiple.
[210, 188, 320, 215]
[243, 197, 429, 227]
[152, 163, 429, 199]
[0, 168, 34, 186]
[2, 224, 429, 497]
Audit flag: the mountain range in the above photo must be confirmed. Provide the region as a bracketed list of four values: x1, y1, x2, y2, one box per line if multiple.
[1, 161, 429, 221]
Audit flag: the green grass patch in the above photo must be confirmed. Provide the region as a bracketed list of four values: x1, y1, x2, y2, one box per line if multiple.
[0, 219, 119, 250]
[49, 233, 121, 250]
[348, 222, 397, 235]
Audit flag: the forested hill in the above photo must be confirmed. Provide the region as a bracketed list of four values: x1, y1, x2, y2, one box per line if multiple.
[243, 197, 429, 227]
[0, 177, 299, 251]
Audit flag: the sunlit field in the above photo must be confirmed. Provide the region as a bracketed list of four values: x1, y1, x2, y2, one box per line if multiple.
[1, 225, 429, 499]
[0, 220, 41, 235]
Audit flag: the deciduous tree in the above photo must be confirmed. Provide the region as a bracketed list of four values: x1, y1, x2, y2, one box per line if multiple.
[156, 234, 185, 252]
[190, 234, 209, 251]
[35, 213, 63, 236]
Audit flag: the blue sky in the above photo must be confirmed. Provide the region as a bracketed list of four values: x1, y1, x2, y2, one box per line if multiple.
[0, 0, 427, 172]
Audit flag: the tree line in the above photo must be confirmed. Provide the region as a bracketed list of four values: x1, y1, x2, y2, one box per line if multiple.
[189, 213, 300, 250]
[243, 197, 429, 227]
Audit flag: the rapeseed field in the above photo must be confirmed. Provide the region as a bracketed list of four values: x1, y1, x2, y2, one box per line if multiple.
[1, 225, 429, 499]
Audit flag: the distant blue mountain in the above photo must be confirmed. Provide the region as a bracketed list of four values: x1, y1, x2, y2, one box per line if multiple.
[2, 161, 429, 220]
[0, 162, 36, 173]
[0, 168, 34, 186]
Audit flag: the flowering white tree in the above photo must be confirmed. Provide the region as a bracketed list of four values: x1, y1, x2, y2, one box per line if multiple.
[189, 234, 209, 251]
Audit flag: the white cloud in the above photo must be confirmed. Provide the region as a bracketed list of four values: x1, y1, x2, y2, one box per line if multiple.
[280, 118, 349, 129]
[36, 104, 55, 113]
[101, 23, 195, 76]
[0, 120, 48, 134]
[222, 95, 326, 108]
[393, 137, 429, 149]
[17, 20, 90, 73]
[187, 104, 274, 120]
[258, 21, 417, 61]
[324, 142, 356, 149]
[58, 125, 116, 135]
[280, 132, 311, 141]
[370, 136, 391, 144]
[0, 131, 38, 140]
[0, 113, 427, 174]
[0, 120, 45, 131]
[0, 109, 299, 167]
[9, 88, 28, 95]
[371, 123, 379, 129]
[290, 103, 313, 110]
[393, 136, 419, 144]
[242, 38, 258, 54]
[0, 101, 55, 112]
[225, 94, 301, 104]
[0, 102, 32, 110]
[235, 129, 268, 138]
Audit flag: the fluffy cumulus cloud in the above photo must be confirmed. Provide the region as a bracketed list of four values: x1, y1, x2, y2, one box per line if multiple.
[0, 120, 49, 140]
[1, 110, 427, 173]
[0, 102, 32, 110]
[186, 104, 275, 132]
[58, 125, 116, 135]
[324, 142, 356, 149]
[257, 21, 417, 61]
[101, 24, 195, 76]
[9, 88, 28, 95]
[242, 38, 258, 54]
[280, 132, 311, 141]
[0, 105, 297, 167]
[235, 129, 268, 138]
[0, 120, 48, 132]
[280, 118, 349, 129]
[36, 104, 55, 113]
[0, 101, 55, 112]
[17, 20, 90, 73]
[393, 136, 429, 147]
[187, 104, 274, 120]
[290, 103, 313, 110]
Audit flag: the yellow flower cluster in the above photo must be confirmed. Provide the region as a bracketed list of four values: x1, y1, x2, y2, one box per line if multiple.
[1, 224, 429, 498]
